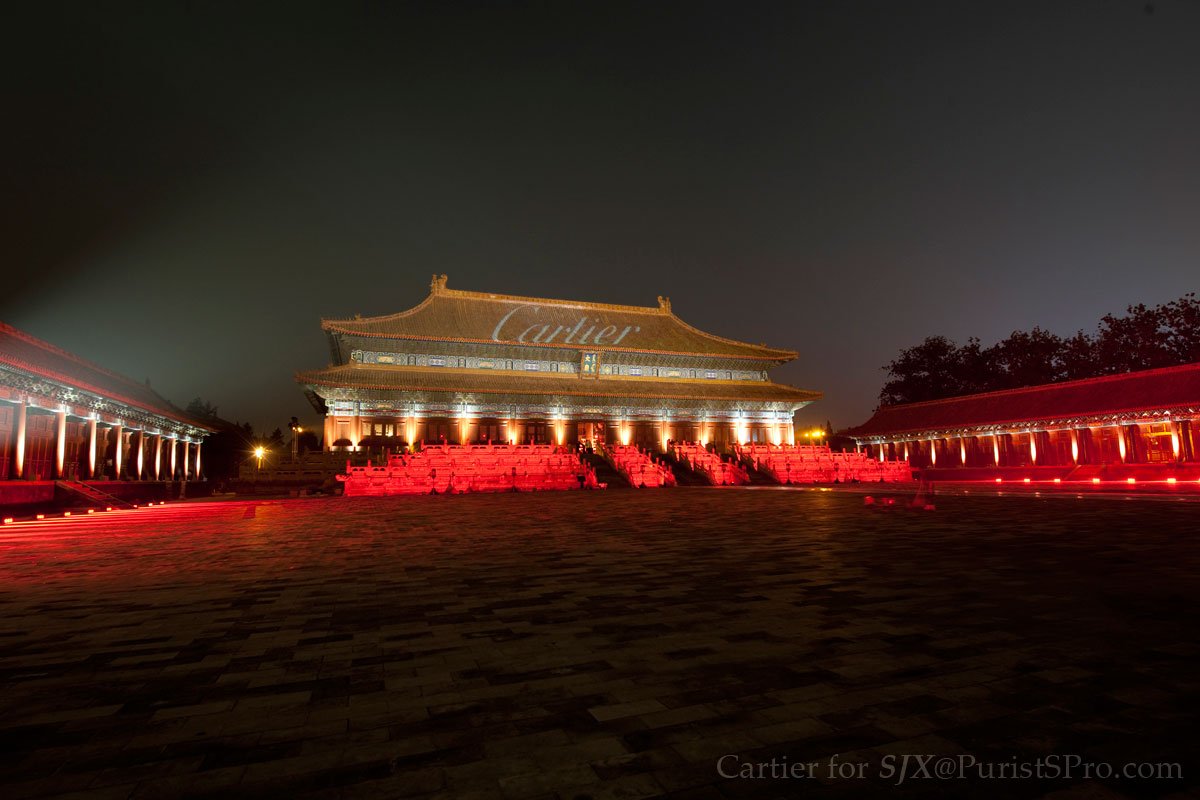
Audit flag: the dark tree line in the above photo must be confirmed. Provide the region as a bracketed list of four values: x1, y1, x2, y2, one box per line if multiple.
[184, 399, 314, 480]
[880, 293, 1200, 406]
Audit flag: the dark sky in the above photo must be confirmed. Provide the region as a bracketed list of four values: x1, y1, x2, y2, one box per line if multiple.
[5, 1, 1199, 433]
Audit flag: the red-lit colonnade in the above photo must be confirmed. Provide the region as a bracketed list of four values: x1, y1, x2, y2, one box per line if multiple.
[0, 323, 211, 482]
[847, 363, 1200, 479]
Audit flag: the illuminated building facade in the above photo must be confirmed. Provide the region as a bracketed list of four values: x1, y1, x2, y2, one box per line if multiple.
[299, 275, 820, 451]
[0, 323, 211, 482]
[847, 363, 1200, 480]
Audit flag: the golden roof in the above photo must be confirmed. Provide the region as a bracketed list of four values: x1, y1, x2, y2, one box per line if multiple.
[321, 275, 797, 362]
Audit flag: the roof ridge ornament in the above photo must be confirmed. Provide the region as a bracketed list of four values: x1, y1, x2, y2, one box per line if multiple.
[657, 295, 671, 312]
[431, 274, 449, 294]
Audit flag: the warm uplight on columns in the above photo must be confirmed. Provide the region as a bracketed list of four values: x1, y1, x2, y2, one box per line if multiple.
[1117, 426, 1126, 462]
[786, 421, 795, 446]
[879, 444, 885, 463]
[170, 435, 178, 477]
[903, 443, 909, 461]
[135, 430, 145, 479]
[555, 418, 566, 447]
[181, 438, 190, 479]
[154, 434, 162, 480]
[770, 425, 783, 446]
[1172, 428, 1181, 459]
[929, 439, 937, 465]
[1029, 433, 1038, 464]
[619, 421, 631, 446]
[87, 417, 97, 478]
[14, 401, 28, 478]
[959, 438, 966, 465]
[55, 409, 67, 478]
[993, 434, 1000, 466]
[194, 441, 201, 479]
[113, 424, 124, 478]
[1070, 430, 1079, 463]
[735, 420, 749, 445]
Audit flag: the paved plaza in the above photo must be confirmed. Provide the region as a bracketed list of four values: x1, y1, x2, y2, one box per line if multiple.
[0, 489, 1197, 799]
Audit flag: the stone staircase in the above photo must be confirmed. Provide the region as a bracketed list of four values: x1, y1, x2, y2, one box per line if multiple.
[55, 480, 134, 509]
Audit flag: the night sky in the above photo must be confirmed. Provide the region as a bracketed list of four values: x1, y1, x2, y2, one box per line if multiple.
[5, 1, 1199, 433]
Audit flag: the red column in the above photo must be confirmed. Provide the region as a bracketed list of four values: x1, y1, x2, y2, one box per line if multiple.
[113, 424, 124, 479]
[54, 410, 67, 478]
[87, 418, 98, 478]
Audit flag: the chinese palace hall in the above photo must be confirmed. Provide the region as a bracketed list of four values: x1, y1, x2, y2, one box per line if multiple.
[298, 275, 821, 451]
[846, 361, 1200, 483]
[0, 322, 211, 491]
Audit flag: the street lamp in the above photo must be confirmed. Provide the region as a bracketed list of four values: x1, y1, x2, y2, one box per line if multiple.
[254, 446, 265, 471]
[289, 417, 301, 462]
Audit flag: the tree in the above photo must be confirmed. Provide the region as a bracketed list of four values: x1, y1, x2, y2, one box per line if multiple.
[1163, 293, 1200, 364]
[186, 398, 221, 420]
[877, 292, 1200, 405]
[991, 327, 1064, 389]
[879, 336, 962, 405]
[1094, 303, 1173, 373]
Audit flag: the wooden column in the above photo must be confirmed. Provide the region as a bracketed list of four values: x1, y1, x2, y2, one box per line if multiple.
[182, 439, 190, 479]
[154, 434, 162, 480]
[170, 436, 178, 478]
[194, 441, 201, 479]
[135, 430, 144, 480]
[87, 418, 97, 478]
[55, 410, 67, 478]
[112, 424, 123, 479]
[14, 401, 27, 479]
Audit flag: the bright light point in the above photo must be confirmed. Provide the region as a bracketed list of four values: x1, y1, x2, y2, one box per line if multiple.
[87, 509, 94, 514]
[1023, 478, 1031, 484]
[2, 518, 12, 524]
[106, 507, 113, 511]
[995, 478, 1002, 483]
[36, 514, 44, 520]
[1092, 478, 1101, 484]
[1126, 478, 1136, 484]
[1166, 477, 1177, 484]
[254, 447, 266, 459]
[1053, 478, 1062, 484]
[63, 511, 71, 516]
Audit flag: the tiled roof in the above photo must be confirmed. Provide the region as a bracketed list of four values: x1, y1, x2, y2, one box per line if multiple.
[298, 363, 820, 406]
[846, 362, 1200, 438]
[321, 275, 797, 362]
[0, 322, 212, 428]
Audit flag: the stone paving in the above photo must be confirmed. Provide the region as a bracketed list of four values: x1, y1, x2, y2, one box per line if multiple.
[0, 488, 1197, 800]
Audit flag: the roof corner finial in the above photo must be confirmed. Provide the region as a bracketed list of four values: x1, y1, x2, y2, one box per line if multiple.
[657, 295, 671, 312]
[431, 274, 448, 294]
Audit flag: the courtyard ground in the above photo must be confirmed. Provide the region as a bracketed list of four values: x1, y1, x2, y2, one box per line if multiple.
[0, 488, 1197, 799]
